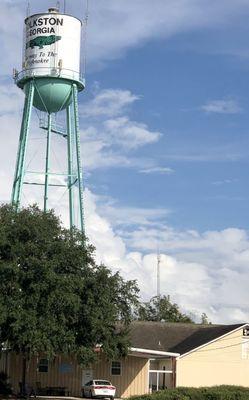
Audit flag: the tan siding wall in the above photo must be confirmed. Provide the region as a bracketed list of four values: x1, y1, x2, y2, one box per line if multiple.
[94, 355, 149, 398]
[9, 354, 83, 397]
[7, 353, 149, 398]
[176, 327, 249, 387]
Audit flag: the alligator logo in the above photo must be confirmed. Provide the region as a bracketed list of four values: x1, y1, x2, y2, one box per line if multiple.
[26, 35, 61, 49]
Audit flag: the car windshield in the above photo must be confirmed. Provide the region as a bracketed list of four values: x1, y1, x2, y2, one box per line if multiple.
[94, 381, 111, 386]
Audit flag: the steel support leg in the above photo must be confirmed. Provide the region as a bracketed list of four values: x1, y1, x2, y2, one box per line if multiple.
[11, 82, 34, 209]
[72, 84, 85, 234]
[66, 104, 74, 229]
[44, 113, 52, 212]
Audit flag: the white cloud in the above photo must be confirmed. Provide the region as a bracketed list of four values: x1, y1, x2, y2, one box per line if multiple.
[139, 167, 174, 175]
[164, 144, 243, 162]
[201, 99, 242, 114]
[84, 189, 127, 264]
[0, 111, 25, 207]
[97, 199, 170, 227]
[121, 225, 249, 256]
[212, 179, 237, 186]
[0, 84, 23, 114]
[81, 132, 133, 170]
[78, 88, 163, 169]
[81, 89, 139, 118]
[103, 117, 161, 149]
[82, 189, 249, 324]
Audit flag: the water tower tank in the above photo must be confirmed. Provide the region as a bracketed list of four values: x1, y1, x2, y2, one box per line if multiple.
[16, 7, 84, 113]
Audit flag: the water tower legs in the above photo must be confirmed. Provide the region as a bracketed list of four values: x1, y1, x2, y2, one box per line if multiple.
[66, 105, 74, 229]
[44, 114, 52, 212]
[72, 84, 85, 234]
[11, 82, 34, 208]
[11, 82, 85, 235]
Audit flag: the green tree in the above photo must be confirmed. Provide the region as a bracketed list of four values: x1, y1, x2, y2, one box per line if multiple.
[201, 312, 212, 324]
[135, 295, 194, 323]
[0, 205, 139, 395]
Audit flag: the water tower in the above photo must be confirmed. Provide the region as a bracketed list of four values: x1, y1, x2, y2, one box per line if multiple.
[12, 6, 85, 233]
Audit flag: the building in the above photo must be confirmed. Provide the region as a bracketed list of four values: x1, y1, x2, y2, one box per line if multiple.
[129, 321, 249, 391]
[1, 321, 249, 398]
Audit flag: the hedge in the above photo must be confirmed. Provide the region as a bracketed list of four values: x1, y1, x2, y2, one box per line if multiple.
[129, 386, 249, 400]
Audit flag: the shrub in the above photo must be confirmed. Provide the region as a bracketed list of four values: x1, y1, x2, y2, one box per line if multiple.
[129, 386, 249, 400]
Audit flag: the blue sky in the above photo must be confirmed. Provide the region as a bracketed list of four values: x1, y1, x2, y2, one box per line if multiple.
[2, 0, 249, 323]
[87, 42, 249, 231]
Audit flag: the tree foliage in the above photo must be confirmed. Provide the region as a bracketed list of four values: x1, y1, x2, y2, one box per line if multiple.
[201, 312, 212, 325]
[134, 295, 194, 323]
[0, 204, 139, 368]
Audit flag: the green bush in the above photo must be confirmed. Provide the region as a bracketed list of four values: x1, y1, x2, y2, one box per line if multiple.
[129, 386, 249, 400]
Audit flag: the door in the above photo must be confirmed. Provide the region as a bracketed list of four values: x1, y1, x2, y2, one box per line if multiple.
[82, 369, 93, 386]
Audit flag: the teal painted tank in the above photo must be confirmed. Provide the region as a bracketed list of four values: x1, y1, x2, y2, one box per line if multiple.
[24, 78, 73, 113]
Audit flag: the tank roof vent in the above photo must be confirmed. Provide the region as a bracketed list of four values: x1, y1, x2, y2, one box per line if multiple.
[48, 7, 59, 13]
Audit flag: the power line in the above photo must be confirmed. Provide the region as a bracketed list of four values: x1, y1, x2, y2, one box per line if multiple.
[197, 338, 249, 353]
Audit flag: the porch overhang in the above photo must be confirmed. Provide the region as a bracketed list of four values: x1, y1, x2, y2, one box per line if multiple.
[130, 347, 180, 359]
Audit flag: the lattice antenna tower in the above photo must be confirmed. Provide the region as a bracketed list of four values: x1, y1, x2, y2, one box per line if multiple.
[26, 1, 31, 17]
[157, 247, 161, 299]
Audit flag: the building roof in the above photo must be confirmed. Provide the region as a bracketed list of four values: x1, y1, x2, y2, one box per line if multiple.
[129, 321, 245, 356]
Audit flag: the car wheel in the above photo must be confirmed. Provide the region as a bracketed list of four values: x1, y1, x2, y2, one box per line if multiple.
[109, 397, 114, 400]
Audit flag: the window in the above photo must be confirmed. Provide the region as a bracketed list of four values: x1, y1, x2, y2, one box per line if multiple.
[95, 381, 111, 386]
[38, 358, 49, 373]
[111, 361, 121, 376]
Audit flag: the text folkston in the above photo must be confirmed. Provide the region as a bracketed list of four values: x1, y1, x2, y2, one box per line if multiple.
[26, 17, 64, 37]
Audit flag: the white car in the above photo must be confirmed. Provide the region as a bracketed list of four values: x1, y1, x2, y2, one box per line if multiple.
[82, 380, 116, 399]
